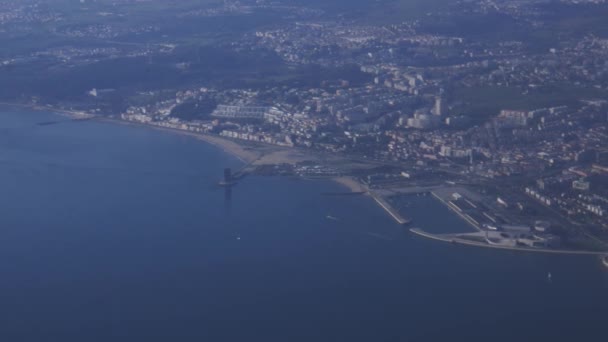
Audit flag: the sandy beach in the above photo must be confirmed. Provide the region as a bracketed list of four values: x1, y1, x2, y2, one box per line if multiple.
[0, 103, 262, 164]
[96, 118, 262, 164]
[2, 103, 372, 195]
[1, 104, 404, 227]
[96, 119, 372, 196]
[97, 118, 334, 167]
[106, 119, 373, 195]
[332, 176, 368, 193]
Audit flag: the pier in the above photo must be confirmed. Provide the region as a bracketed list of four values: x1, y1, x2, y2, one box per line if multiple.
[431, 191, 482, 231]
[232, 163, 255, 179]
[371, 192, 411, 225]
[220, 161, 257, 185]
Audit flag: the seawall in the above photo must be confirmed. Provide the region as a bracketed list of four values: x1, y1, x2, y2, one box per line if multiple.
[410, 228, 608, 256]
[371, 193, 411, 225]
[431, 191, 481, 231]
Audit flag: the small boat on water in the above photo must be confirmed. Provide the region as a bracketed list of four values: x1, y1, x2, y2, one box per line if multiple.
[37, 121, 60, 126]
[602, 256, 608, 268]
[547, 272, 552, 282]
[326, 215, 339, 221]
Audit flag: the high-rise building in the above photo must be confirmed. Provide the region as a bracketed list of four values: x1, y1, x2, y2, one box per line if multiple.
[433, 97, 443, 116]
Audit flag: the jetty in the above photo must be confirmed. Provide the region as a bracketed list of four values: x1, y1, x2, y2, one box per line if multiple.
[219, 162, 257, 186]
[371, 192, 411, 225]
[232, 162, 256, 179]
[410, 228, 608, 256]
[430, 191, 482, 231]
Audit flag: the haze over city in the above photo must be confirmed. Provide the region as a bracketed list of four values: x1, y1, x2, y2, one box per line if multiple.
[1, 1, 608, 341]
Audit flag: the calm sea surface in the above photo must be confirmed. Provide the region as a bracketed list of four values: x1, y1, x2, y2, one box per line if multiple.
[1, 110, 607, 342]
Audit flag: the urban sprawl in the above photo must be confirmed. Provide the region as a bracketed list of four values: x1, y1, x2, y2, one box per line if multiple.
[3, 0, 608, 251]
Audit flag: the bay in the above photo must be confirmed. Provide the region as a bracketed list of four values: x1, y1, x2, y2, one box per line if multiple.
[0, 110, 607, 342]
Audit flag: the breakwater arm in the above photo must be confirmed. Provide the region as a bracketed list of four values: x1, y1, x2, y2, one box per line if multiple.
[410, 228, 608, 256]
[371, 192, 411, 225]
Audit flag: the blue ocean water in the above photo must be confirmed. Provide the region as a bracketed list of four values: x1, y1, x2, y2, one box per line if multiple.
[0, 110, 607, 342]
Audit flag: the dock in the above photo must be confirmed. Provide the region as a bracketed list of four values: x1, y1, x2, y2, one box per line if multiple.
[431, 191, 481, 231]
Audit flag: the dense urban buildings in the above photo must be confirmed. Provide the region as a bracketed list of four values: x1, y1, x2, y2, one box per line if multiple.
[1, 0, 608, 248]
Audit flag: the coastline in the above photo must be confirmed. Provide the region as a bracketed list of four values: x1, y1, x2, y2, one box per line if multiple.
[96, 119, 324, 168]
[0, 102, 262, 165]
[3, 105, 605, 255]
[0, 102, 94, 119]
[91, 119, 401, 226]
[2, 104, 372, 191]
[98, 117, 261, 164]
[332, 176, 368, 193]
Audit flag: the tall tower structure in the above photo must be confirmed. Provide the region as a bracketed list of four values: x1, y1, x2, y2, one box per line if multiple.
[433, 96, 443, 116]
[224, 168, 232, 183]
